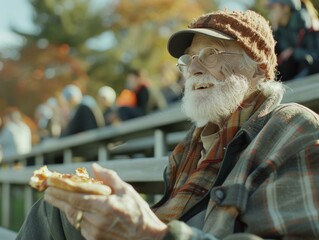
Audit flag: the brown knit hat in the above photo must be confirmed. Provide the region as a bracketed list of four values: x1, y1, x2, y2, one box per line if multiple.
[168, 10, 277, 80]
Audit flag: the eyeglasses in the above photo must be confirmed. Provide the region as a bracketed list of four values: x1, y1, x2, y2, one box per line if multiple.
[176, 47, 243, 73]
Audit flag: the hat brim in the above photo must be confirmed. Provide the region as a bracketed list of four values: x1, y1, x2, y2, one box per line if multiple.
[167, 28, 234, 58]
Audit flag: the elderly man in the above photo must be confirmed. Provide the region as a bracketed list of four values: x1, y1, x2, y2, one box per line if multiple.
[16, 10, 319, 240]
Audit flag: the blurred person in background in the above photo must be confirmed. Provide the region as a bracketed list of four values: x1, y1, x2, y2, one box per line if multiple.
[117, 69, 150, 121]
[97, 86, 119, 126]
[46, 96, 69, 136]
[160, 62, 184, 104]
[161, 73, 184, 104]
[45, 84, 105, 163]
[34, 100, 62, 142]
[0, 107, 32, 162]
[61, 84, 104, 137]
[117, 69, 167, 121]
[34, 103, 54, 141]
[146, 83, 168, 114]
[268, 0, 319, 81]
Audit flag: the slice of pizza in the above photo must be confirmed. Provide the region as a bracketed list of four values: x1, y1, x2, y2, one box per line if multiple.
[29, 165, 112, 196]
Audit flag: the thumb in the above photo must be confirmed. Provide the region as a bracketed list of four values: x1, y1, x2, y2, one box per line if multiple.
[92, 163, 126, 194]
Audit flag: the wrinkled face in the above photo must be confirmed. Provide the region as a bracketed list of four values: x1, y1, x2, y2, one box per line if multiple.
[181, 34, 255, 127]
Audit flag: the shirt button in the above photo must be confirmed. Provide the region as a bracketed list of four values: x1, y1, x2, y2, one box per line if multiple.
[215, 189, 225, 200]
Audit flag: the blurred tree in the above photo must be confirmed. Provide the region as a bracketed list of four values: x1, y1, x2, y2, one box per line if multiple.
[24, 0, 109, 47]
[251, 0, 271, 17]
[0, 0, 112, 116]
[310, 0, 319, 12]
[0, 43, 88, 116]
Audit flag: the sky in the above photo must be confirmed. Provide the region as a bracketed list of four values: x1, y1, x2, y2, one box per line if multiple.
[0, 0, 36, 49]
[0, 0, 111, 50]
[0, 0, 252, 50]
[218, 0, 254, 10]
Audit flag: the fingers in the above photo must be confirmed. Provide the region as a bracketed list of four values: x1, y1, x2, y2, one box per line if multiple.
[45, 189, 121, 236]
[44, 187, 128, 219]
[44, 179, 167, 240]
[92, 163, 127, 194]
[44, 191, 79, 227]
[44, 189, 71, 211]
[44, 187, 107, 212]
[45, 193, 116, 239]
[92, 163, 150, 208]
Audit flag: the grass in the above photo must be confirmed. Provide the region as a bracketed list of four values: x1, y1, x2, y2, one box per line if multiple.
[0, 185, 43, 232]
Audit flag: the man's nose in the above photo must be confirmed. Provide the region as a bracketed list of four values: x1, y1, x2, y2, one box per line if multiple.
[188, 57, 207, 76]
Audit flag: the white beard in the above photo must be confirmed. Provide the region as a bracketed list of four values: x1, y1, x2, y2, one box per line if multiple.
[181, 74, 250, 127]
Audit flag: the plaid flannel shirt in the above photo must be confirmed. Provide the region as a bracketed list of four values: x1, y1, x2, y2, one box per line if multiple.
[160, 101, 319, 240]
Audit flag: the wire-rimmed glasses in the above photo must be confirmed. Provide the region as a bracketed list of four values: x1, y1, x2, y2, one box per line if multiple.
[176, 47, 243, 73]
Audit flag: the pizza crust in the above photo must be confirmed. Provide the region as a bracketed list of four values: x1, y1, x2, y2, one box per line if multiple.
[29, 165, 112, 196]
[47, 175, 112, 196]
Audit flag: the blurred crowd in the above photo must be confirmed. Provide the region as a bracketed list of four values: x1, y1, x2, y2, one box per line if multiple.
[0, 107, 32, 161]
[0, 67, 184, 162]
[0, 0, 318, 162]
[267, 0, 319, 81]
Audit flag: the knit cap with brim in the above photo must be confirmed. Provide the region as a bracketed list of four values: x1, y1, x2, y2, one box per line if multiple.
[168, 10, 277, 80]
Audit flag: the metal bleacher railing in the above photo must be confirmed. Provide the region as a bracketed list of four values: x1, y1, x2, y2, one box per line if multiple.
[0, 73, 319, 232]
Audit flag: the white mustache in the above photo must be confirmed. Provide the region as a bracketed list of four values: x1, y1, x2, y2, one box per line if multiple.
[184, 75, 225, 91]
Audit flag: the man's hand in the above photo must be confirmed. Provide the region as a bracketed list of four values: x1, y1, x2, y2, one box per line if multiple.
[44, 163, 167, 240]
